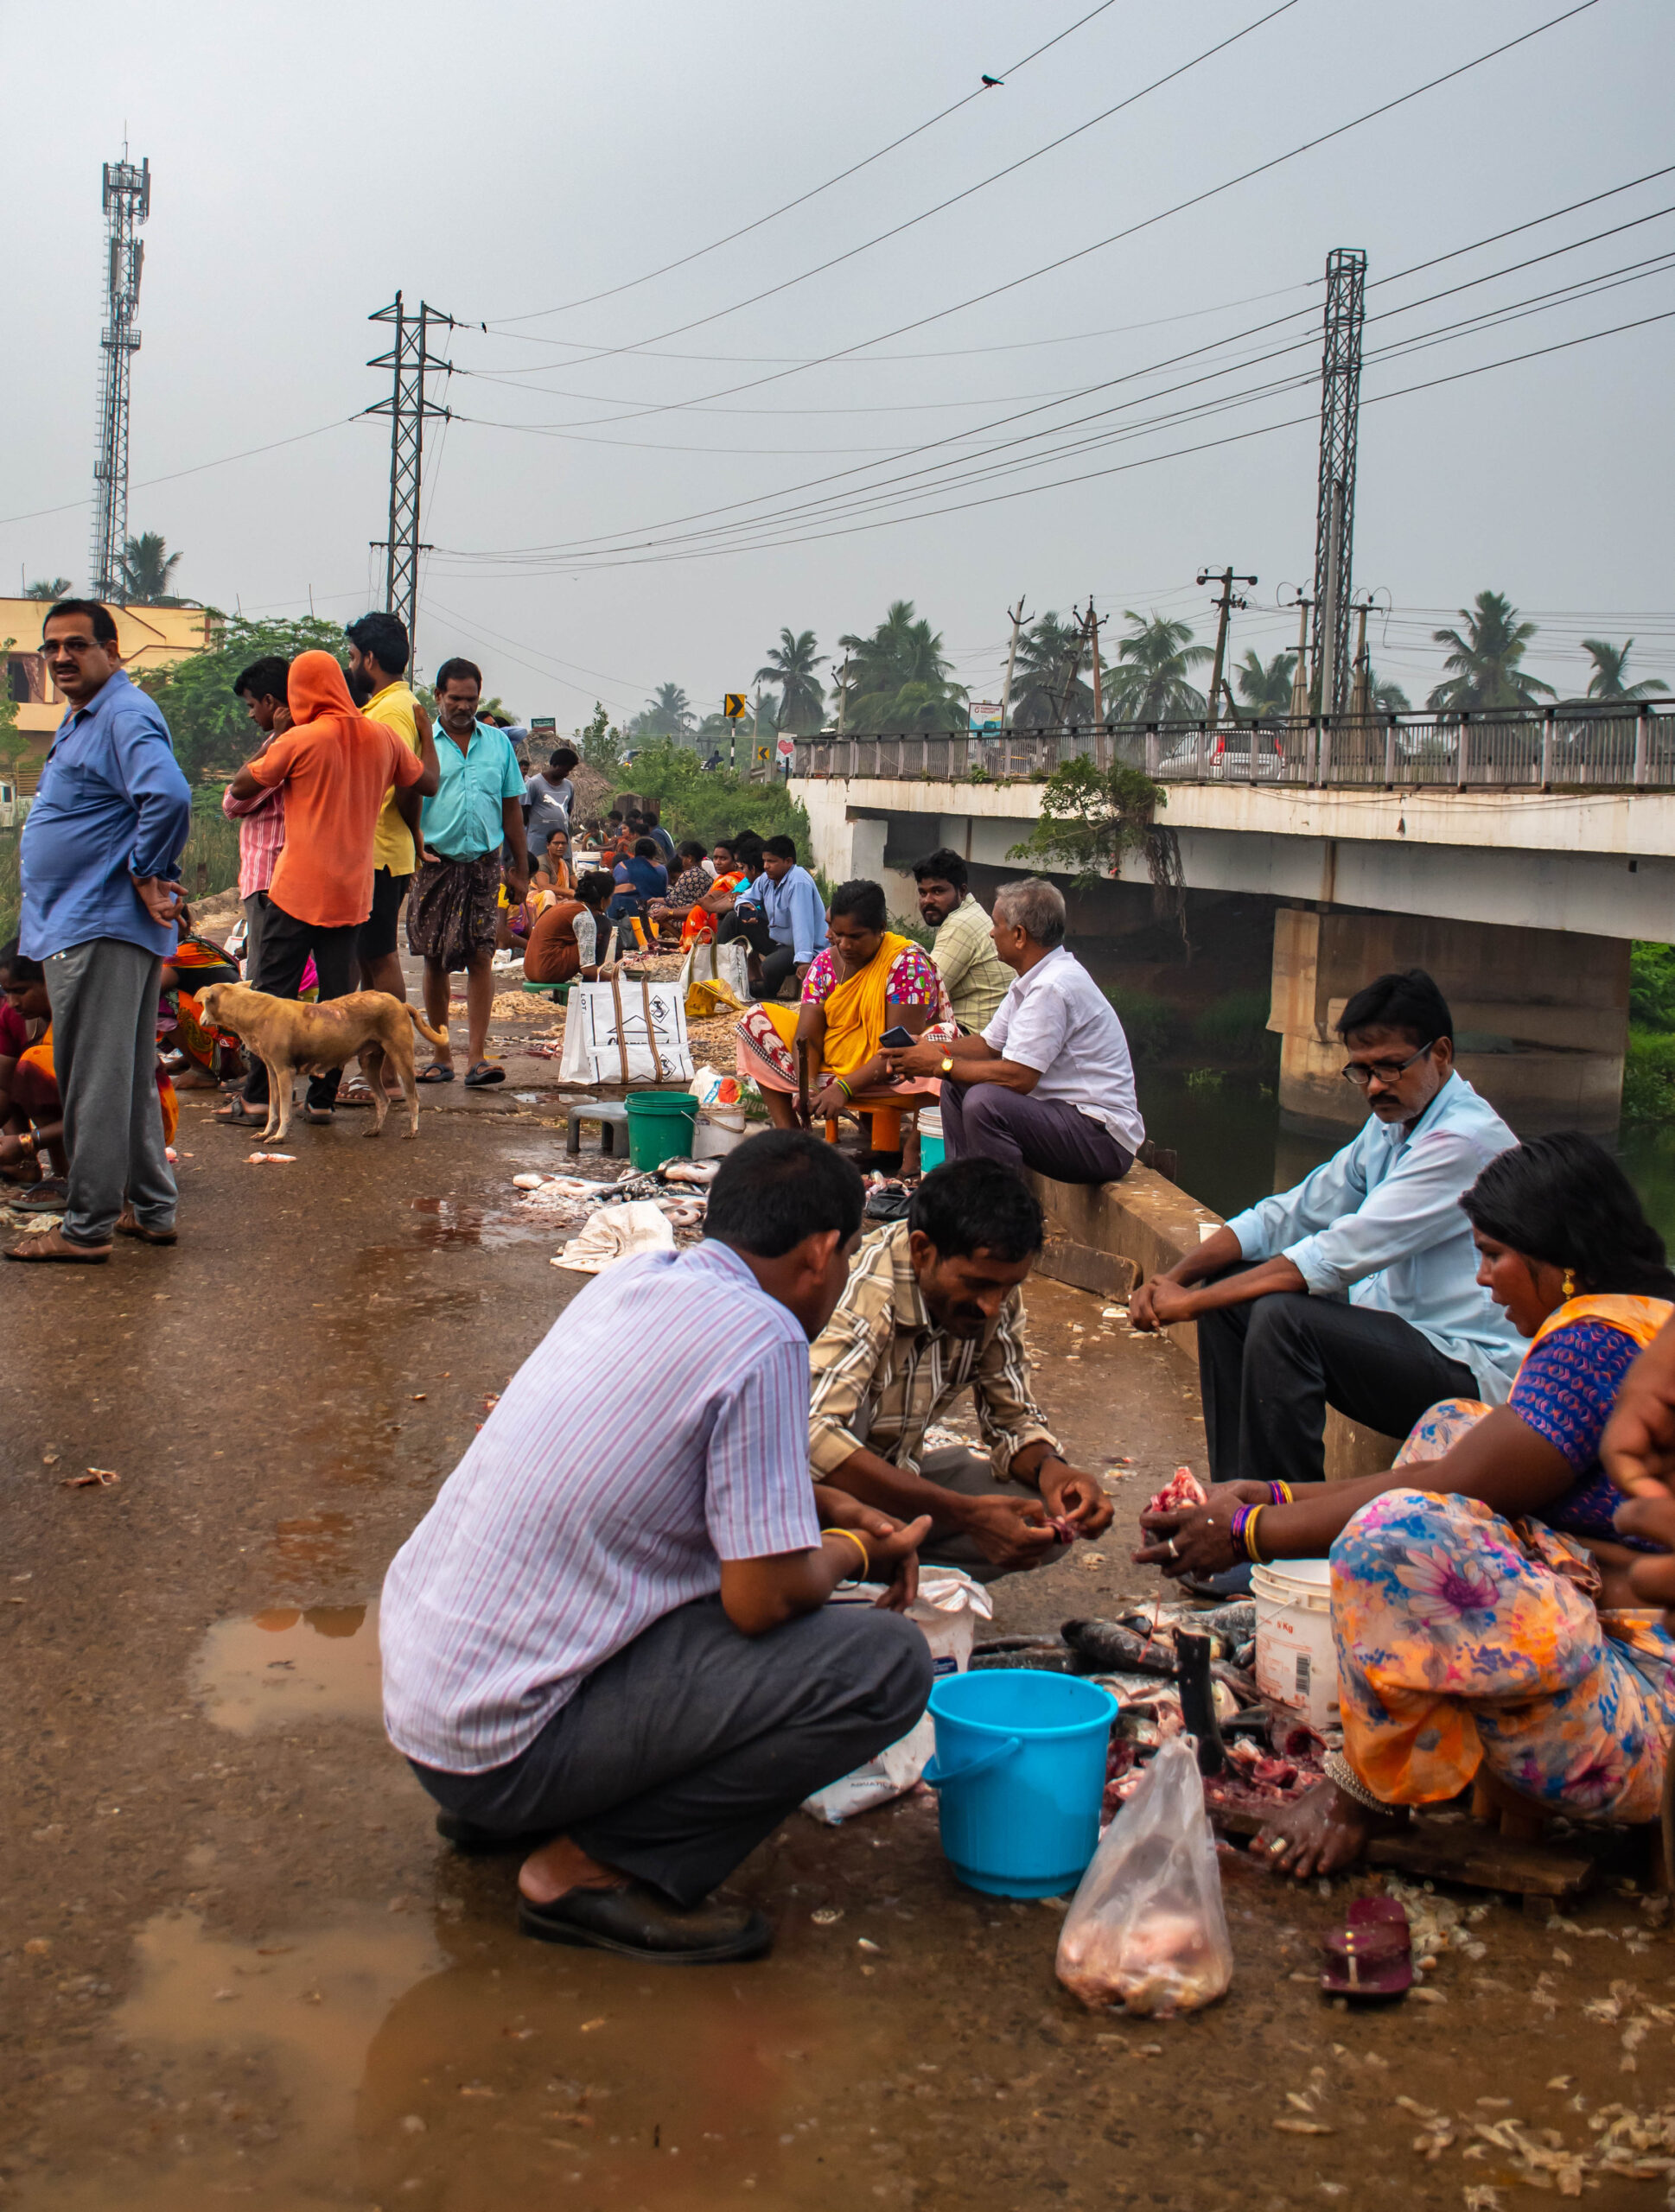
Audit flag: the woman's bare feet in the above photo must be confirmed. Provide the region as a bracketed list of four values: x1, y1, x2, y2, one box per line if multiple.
[1251, 1780, 1404, 1879]
[518, 1834, 628, 1906]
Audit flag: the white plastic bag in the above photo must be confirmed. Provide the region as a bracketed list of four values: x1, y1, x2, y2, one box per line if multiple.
[678, 931, 751, 1007]
[801, 1569, 994, 1824]
[557, 975, 694, 1084]
[1054, 1737, 1232, 2016]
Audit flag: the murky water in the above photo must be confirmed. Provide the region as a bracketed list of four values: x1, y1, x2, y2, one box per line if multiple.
[1139, 1070, 1675, 1246]
[189, 1602, 383, 1733]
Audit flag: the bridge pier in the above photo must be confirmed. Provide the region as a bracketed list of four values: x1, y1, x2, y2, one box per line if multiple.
[1270, 906, 1629, 1137]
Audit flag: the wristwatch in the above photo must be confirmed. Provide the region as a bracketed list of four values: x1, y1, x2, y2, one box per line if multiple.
[939, 1054, 954, 1076]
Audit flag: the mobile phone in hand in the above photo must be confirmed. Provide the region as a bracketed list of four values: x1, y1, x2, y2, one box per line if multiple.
[880, 1024, 916, 1048]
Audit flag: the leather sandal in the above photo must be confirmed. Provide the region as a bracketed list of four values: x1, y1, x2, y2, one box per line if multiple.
[213, 1100, 270, 1128]
[117, 1208, 177, 1245]
[516, 1880, 771, 1963]
[6, 1224, 111, 1263]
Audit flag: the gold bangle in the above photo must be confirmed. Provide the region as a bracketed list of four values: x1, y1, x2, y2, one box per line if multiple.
[1243, 1504, 1266, 1565]
[821, 1526, 871, 1579]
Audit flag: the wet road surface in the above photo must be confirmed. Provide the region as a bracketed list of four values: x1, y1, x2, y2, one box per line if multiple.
[3, 1078, 1673, 2209]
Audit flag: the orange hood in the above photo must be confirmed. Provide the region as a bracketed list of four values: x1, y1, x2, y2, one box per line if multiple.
[287, 649, 360, 728]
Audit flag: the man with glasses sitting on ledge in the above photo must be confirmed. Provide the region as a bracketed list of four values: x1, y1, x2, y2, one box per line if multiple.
[1129, 968, 1526, 1492]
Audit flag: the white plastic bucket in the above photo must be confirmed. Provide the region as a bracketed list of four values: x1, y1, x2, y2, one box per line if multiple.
[1251, 1557, 1340, 1729]
[692, 1109, 747, 1160]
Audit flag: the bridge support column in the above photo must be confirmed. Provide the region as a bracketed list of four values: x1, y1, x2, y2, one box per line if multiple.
[1271, 906, 1628, 1137]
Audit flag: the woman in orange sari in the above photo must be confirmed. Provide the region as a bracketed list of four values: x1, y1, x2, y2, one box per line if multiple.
[735, 878, 953, 1170]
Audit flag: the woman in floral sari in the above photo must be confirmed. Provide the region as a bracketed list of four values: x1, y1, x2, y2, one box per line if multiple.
[736, 877, 954, 1171]
[1137, 1131, 1675, 1876]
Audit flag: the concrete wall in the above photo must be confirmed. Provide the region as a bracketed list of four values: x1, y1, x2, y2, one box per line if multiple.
[1029, 1161, 1399, 1482]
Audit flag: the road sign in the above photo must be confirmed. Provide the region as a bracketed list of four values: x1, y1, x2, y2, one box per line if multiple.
[723, 693, 747, 719]
[755, 744, 772, 765]
[776, 734, 795, 759]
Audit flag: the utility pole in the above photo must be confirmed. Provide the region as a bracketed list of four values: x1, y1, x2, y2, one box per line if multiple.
[835, 653, 850, 735]
[1087, 594, 1104, 723]
[1196, 567, 1257, 731]
[998, 595, 1029, 730]
[90, 149, 150, 601]
[1057, 601, 1092, 727]
[367, 293, 455, 671]
[1278, 586, 1315, 745]
[1311, 247, 1367, 720]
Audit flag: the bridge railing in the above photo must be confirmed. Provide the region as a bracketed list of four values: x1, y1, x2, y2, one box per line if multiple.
[790, 702, 1675, 792]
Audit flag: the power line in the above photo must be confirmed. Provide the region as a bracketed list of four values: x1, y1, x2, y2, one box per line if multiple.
[0, 416, 360, 536]
[490, 0, 1124, 323]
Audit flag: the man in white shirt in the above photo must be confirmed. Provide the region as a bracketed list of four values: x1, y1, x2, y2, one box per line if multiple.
[883, 876, 1142, 1185]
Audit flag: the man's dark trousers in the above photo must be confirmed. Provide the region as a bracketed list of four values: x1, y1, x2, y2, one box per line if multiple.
[1196, 1264, 1478, 1488]
[240, 899, 362, 1111]
[718, 912, 797, 1001]
[939, 1080, 1132, 1185]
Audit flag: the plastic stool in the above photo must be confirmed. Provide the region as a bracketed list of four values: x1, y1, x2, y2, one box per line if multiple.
[566, 1100, 630, 1158]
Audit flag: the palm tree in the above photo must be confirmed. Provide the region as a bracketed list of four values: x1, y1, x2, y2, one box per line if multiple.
[634, 683, 697, 740]
[1102, 611, 1209, 724]
[754, 628, 826, 734]
[1580, 638, 1668, 701]
[1009, 612, 1094, 728]
[1370, 668, 1411, 711]
[1425, 591, 1555, 712]
[118, 533, 185, 606]
[1233, 649, 1296, 721]
[836, 600, 966, 733]
[24, 576, 73, 601]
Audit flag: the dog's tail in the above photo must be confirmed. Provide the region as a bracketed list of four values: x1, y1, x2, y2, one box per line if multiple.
[405, 1003, 449, 1048]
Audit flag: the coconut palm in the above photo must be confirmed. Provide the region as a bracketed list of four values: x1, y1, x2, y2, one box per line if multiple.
[754, 628, 826, 734]
[634, 682, 697, 740]
[24, 576, 73, 601]
[1102, 611, 1209, 724]
[1233, 649, 1296, 721]
[1370, 669, 1411, 711]
[1009, 612, 1094, 728]
[1425, 591, 1555, 712]
[836, 600, 966, 733]
[118, 532, 185, 605]
[1580, 638, 1668, 701]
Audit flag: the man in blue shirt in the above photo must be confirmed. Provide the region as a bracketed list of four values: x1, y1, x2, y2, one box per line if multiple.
[405, 657, 528, 1088]
[1130, 969, 1525, 1489]
[720, 834, 827, 1001]
[9, 600, 192, 1264]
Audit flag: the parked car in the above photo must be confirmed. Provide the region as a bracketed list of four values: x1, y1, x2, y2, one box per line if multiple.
[1155, 724, 1285, 779]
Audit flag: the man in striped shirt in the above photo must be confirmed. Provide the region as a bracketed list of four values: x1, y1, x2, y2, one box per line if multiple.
[222, 655, 290, 982]
[809, 1158, 1113, 1577]
[380, 1131, 933, 1965]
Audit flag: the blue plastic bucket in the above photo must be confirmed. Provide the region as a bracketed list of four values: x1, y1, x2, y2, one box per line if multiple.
[924, 1669, 1118, 1897]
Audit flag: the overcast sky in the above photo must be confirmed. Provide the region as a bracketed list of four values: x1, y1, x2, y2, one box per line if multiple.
[4, 0, 1670, 721]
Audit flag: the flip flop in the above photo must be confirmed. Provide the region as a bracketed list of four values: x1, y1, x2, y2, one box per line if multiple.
[213, 1100, 270, 1128]
[1321, 1897, 1411, 2002]
[417, 1065, 455, 1084]
[463, 1062, 506, 1088]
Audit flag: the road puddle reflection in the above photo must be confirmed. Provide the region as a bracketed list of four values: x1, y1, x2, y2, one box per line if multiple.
[409, 1194, 553, 1249]
[189, 1601, 383, 1733]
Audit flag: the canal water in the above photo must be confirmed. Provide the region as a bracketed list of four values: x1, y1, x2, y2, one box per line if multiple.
[1138, 1070, 1675, 1248]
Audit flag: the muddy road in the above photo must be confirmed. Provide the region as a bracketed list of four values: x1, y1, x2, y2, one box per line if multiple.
[2, 1080, 1671, 2209]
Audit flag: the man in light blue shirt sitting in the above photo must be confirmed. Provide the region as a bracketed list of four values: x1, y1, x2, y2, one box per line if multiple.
[1130, 969, 1526, 1489]
[10, 600, 191, 1264]
[723, 834, 827, 1001]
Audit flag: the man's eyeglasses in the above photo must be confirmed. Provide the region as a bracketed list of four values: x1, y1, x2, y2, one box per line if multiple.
[1342, 1039, 1436, 1089]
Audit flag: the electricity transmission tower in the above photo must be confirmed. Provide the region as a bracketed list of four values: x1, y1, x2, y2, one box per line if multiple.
[90, 150, 150, 601]
[367, 293, 455, 667]
[1310, 247, 1366, 720]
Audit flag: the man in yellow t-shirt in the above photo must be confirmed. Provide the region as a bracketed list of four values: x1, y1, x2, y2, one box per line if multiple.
[344, 611, 425, 1001]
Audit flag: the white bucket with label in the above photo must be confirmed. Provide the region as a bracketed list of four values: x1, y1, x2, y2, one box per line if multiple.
[1251, 1557, 1340, 1730]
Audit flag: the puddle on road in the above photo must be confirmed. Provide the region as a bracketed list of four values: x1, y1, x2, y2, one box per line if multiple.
[269, 1508, 356, 1575]
[409, 1194, 555, 1249]
[189, 1602, 383, 1733]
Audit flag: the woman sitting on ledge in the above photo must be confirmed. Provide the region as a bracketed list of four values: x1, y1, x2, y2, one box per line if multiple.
[735, 877, 953, 1173]
[1137, 1131, 1675, 1878]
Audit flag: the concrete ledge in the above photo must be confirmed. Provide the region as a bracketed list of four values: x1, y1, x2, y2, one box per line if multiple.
[1027, 1163, 1399, 1482]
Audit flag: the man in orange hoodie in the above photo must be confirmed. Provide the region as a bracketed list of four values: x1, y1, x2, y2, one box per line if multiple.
[214, 651, 438, 1129]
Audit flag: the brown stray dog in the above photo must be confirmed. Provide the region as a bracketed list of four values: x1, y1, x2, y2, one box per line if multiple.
[196, 983, 448, 1142]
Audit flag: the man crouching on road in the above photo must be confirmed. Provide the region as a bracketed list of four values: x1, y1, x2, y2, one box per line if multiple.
[808, 1156, 1113, 1579]
[379, 1130, 933, 1965]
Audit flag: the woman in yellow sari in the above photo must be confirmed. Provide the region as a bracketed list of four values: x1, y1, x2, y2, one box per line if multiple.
[736, 878, 953, 1169]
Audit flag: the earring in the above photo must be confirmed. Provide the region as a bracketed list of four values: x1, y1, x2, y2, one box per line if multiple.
[1562, 1268, 1577, 1300]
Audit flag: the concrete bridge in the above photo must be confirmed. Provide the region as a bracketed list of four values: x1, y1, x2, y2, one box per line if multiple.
[790, 709, 1675, 1138]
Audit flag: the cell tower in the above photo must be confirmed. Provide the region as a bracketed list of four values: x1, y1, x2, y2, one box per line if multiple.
[1310, 246, 1366, 721]
[90, 150, 150, 601]
[367, 294, 455, 670]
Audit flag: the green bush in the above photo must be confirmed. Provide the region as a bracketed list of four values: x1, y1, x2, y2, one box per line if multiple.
[1185, 1065, 1226, 1093]
[1191, 988, 1277, 1065]
[622, 737, 812, 853]
[1631, 943, 1675, 1031]
[1105, 988, 1181, 1063]
[1624, 1026, 1675, 1123]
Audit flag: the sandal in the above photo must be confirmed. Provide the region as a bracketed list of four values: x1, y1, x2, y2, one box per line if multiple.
[6, 1223, 111, 1263]
[11, 1177, 70, 1213]
[213, 1100, 270, 1128]
[417, 1064, 455, 1084]
[1320, 1898, 1411, 2003]
[463, 1061, 505, 1088]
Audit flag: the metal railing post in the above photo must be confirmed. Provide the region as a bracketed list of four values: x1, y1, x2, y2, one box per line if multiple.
[1540, 708, 1554, 792]
[1195, 719, 1207, 779]
[1317, 715, 1333, 787]
[1635, 702, 1650, 791]
[1456, 711, 1471, 791]
[1383, 715, 1396, 790]
[1145, 722, 1159, 778]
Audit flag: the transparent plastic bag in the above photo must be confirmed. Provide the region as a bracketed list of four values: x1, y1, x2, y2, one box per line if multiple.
[1055, 1736, 1232, 2017]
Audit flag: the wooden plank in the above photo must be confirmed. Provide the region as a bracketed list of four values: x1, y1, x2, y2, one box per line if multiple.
[1207, 1805, 1597, 1899]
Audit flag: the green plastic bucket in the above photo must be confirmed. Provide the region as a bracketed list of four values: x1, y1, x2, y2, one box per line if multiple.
[624, 1090, 700, 1169]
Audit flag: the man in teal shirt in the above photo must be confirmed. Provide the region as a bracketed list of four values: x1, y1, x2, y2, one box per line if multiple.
[405, 658, 528, 1088]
